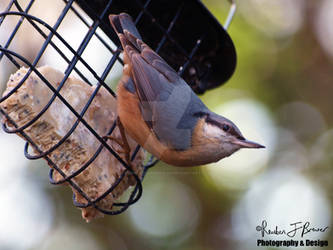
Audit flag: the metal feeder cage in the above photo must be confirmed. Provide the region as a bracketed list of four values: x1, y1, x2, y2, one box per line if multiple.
[0, 0, 236, 215]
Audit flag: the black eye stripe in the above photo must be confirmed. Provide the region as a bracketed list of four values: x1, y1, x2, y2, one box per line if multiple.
[205, 115, 242, 138]
[205, 116, 220, 127]
[206, 117, 230, 131]
[222, 124, 230, 132]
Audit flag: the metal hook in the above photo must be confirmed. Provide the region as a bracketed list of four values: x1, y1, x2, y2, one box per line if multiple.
[224, 0, 237, 30]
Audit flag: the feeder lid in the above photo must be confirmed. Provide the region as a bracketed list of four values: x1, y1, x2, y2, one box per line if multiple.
[76, 0, 237, 94]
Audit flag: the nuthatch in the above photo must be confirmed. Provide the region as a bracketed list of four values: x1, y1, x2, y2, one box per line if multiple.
[109, 13, 264, 167]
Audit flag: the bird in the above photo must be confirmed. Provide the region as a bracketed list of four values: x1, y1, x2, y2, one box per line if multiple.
[109, 13, 264, 167]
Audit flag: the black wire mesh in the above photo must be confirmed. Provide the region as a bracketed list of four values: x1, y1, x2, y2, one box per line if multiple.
[0, 0, 235, 215]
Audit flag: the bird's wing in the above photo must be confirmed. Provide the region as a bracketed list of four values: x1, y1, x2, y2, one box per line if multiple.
[122, 31, 180, 103]
[110, 14, 207, 150]
[110, 13, 179, 103]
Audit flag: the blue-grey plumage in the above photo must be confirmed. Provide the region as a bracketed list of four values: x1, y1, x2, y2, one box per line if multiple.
[110, 13, 264, 166]
[121, 53, 205, 150]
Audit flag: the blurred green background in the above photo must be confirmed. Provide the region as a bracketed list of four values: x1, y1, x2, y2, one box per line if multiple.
[0, 0, 332, 250]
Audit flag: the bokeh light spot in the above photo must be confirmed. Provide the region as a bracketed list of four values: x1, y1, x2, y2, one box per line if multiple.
[231, 169, 331, 247]
[277, 101, 327, 142]
[129, 176, 200, 243]
[315, 0, 333, 59]
[239, 0, 305, 38]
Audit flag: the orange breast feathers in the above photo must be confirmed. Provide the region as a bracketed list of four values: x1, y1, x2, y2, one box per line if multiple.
[117, 80, 218, 166]
[117, 75, 167, 159]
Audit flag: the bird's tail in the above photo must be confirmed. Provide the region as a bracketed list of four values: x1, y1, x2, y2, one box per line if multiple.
[109, 13, 143, 48]
[109, 13, 180, 84]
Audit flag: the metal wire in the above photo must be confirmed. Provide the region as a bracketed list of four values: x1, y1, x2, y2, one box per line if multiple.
[0, 0, 235, 215]
[224, 0, 236, 30]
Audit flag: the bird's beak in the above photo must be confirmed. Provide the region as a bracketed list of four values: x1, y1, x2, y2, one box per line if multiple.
[232, 137, 265, 149]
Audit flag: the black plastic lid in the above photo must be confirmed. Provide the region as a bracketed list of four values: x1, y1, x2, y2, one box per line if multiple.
[76, 0, 237, 94]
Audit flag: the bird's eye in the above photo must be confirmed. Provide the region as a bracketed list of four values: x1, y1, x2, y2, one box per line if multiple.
[222, 124, 230, 132]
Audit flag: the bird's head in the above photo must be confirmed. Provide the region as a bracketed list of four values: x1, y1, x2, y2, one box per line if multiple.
[196, 111, 265, 159]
